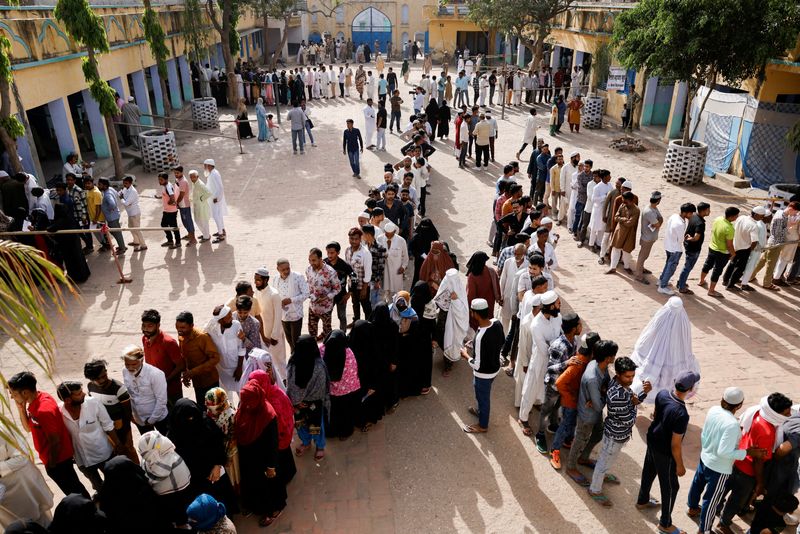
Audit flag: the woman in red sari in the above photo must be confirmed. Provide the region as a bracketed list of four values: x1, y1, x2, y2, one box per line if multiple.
[465, 251, 500, 330]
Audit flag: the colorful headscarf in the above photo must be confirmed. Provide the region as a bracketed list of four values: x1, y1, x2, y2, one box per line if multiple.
[234, 381, 276, 446]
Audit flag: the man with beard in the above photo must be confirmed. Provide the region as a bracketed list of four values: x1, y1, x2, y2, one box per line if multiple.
[141, 309, 184, 406]
[254, 266, 286, 378]
[206, 304, 245, 396]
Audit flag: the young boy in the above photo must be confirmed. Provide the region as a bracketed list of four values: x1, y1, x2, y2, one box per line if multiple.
[588, 356, 651, 506]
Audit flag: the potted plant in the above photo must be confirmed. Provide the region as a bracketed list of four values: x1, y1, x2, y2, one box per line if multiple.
[612, 0, 800, 185]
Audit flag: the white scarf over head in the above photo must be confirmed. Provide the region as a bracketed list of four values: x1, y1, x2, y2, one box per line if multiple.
[434, 268, 468, 362]
[739, 396, 790, 451]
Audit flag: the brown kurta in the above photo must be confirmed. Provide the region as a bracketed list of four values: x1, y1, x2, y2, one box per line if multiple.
[603, 188, 621, 230]
[611, 203, 640, 253]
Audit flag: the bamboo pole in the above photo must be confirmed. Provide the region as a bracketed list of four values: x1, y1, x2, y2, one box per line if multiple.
[0, 227, 177, 236]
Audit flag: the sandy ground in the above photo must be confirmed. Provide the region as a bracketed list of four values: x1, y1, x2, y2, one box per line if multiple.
[2, 61, 798, 534]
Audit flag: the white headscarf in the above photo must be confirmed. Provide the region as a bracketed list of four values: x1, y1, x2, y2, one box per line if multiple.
[137, 431, 191, 495]
[239, 347, 286, 392]
[630, 296, 700, 403]
[739, 396, 790, 451]
[434, 268, 468, 362]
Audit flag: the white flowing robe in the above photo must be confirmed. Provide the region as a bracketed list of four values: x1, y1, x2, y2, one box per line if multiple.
[255, 285, 287, 379]
[206, 169, 228, 219]
[434, 268, 468, 362]
[499, 256, 525, 330]
[366, 75, 376, 100]
[520, 313, 562, 411]
[589, 181, 613, 234]
[200, 68, 211, 97]
[522, 116, 538, 144]
[363, 105, 377, 145]
[382, 234, 408, 294]
[206, 319, 244, 394]
[0, 425, 53, 527]
[513, 311, 536, 407]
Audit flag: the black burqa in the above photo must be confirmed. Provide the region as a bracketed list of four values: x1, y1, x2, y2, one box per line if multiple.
[47, 204, 91, 283]
[410, 281, 435, 391]
[168, 398, 238, 514]
[348, 320, 386, 426]
[369, 304, 399, 410]
[323, 330, 359, 439]
[97, 457, 167, 534]
[425, 99, 440, 139]
[49, 494, 107, 534]
[437, 102, 451, 138]
[409, 218, 440, 284]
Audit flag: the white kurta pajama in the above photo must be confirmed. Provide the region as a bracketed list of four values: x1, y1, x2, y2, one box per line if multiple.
[513, 74, 523, 105]
[207, 319, 244, 395]
[363, 105, 377, 146]
[382, 234, 409, 295]
[588, 181, 613, 247]
[561, 163, 578, 225]
[206, 169, 227, 234]
[513, 311, 536, 408]
[519, 313, 563, 421]
[742, 219, 767, 284]
[434, 269, 469, 362]
[0, 426, 53, 527]
[499, 256, 526, 331]
[256, 285, 288, 380]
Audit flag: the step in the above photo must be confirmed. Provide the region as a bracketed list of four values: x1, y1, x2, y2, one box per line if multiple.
[713, 172, 750, 189]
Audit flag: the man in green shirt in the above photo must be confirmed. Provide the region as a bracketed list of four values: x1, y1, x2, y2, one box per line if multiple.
[699, 206, 739, 297]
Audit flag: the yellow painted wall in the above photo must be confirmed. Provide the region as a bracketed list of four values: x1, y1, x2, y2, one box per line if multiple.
[742, 64, 800, 103]
[426, 18, 488, 56]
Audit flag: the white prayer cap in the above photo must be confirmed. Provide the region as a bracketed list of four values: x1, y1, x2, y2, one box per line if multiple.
[203, 158, 216, 167]
[384, 221, 398, 234]
[255, 266, 270, 277]
[579, 160, 587, 165]
[622, 180, 633, 190]
[213, 305, 231, 321]
[540, 217, 553, 225]
[470, 298, 489, 311]
[752, 206, 768, 216]
[530, 294, 542, 307]
[569, 150, 579, 158]
[127, 96, 135, 102]
[540, 290, 558, 306]
[121, 344, 144, 360]
[722, 387, 744, 405]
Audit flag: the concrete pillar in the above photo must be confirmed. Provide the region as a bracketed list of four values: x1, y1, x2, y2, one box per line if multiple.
[150, 65, 165, 116]
[166, 59, 182, 110]
[665, 81, 688, 141]
[47, 97, 79, 162]
[245, 35, 250, 59]
[81, 89, 111, 158]
[550, 46, 561, 69]
[640, 76, 658, 127]
[108, 77, 128, 100]
[130, 69, 153, 126]
[516, 39, 525, 68]
[178, 55, 194, 102]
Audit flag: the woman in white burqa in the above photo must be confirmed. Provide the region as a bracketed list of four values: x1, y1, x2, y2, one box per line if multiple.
[433, 268, 469, 377]
[630, 296, 700, 402]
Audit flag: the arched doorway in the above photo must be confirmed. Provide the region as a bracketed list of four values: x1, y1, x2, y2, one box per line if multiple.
[351, 7, 392, 51]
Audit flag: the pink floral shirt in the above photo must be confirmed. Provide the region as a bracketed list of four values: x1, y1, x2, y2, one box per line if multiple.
[319, 345, 361, 396]
[305, 263, 341, 315]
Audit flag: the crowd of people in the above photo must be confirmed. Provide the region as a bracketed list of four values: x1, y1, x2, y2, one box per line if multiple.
[2, 53, 799, 534]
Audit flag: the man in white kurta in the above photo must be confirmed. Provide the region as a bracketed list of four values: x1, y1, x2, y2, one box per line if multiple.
[204, 159, 227, 242]
[588, 173, 613, 248]
[380, 222, 408, 299]
[363, 100, 377, 148]
[513, 294, 538, 408]
[561, 152, 580, 227]
[254, 266, 287, 380]
[366, 72, 376, 101]
[499, 244, 527, 332]
[206, 305, 244, 395]
[512, 71, 524, 106]
[519, 290, 562, 424]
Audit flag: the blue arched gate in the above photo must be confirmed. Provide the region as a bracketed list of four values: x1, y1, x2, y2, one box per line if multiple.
[351, 7, 392, 51]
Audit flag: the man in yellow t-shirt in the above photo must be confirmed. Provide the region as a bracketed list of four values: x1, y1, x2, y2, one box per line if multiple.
[83, 176, 108, 249]
[699, 206, 739, 297]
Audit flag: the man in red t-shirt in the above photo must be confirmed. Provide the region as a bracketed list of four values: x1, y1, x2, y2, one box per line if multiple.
[716, 392, 793, 534]
[8, 371, 89, 498]
[141, 308, 185, 406]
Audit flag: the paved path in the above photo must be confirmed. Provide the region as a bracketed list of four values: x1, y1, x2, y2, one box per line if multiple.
[2, 62, 798, 534]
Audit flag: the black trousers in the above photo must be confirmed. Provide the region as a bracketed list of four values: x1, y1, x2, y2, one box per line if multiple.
[475, 143, 490, 167]
[419, 186, 427, 217]
[46, 459, 89, 498]
[339, 82, 345, 97]
[489, 85, 495, 104]
[282, 319, 303, 352]
[722, 248, 751, 287]
[637, 447, 679, 529]
[161, 211, 180, 244]
[351, 289, 372, 321]
[701, 248, 730, 283]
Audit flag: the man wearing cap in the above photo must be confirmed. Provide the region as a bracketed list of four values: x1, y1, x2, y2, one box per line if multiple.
[686, 387, 766, 534]
[676, 202, 711, 294]
[343, 118, 364, 178]
[253, 266, 286, 374]
[462, 298, 505, 434]
[588, 170, 614, 254]
[635, 370, 700, 534]
[722, 207, 765, 292]
[562, 151, 580, 227]
[121, 345, 169, 434]
[30, 186, 54, 220]
[206, 304, 245, 395]
[606, 191, 640, 275]
[382, 221, 408, 299]
[740, 205, 768, 291]
[204, 159, 227, 243]
[635, 191, 663, 284]
[657, 203, 696, 295]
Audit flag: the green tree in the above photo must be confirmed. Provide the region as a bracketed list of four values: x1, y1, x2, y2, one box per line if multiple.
[54, 0, 124, 178]
[183, 0, 210, 65]
[0, 34, 24, 175]
[142, 0, 172, 127]
[467, 0, 573, 68]
[612, 0, 800, 146]
[206, 0, 242, 106]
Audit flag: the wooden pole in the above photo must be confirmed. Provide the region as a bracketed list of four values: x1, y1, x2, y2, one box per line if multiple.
[0, 227, 178, 236]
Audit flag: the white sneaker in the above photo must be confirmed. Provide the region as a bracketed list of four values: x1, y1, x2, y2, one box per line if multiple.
[657, 286, 675, 295]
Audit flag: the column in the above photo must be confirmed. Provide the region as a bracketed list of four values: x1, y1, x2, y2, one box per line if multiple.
[81, 89, 110, 158]
[640, 76, 658, 127]
[550, 46, 561, 69]
[108, 77, 128, 100]
[178, 55, 194, 102]
[150, 65, 165, 116]
[130, 69, 153, 126]
[47, 97, 79, 161]
[665, 81, 688, 140]
[166, 58, 182, 110]
[245, 35, 250, 59]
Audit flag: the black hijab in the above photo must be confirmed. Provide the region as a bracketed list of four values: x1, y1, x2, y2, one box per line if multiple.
[410, 217, 440, 257]
[49, 494, 107, 534]
[4, 521, 48, 534]
[347, 320, 374, 385]
[466, 251, 490, 277]
[410, 280, 432, 316]
[168, 398, 227, 478]
[323, 329, 348, 381]
[425, 98, 439, 121]
[291, 334, 321, 389]
[98, 456, 164, 533]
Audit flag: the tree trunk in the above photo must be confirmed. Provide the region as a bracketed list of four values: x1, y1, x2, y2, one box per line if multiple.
[532, 27, 547, 70]
[278, 16, 291, 63]
[87, 47, 124, 179]
[682, 84, 695, 146]
[159, 74, 172, 128]
[262, 14, 270, 65]
[0, 76, 23, 174]
[222, 39, 238, 107]
[688, 78, 714, 144]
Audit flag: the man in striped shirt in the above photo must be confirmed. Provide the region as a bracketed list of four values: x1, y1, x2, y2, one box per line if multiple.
[588, 357, 651, 506]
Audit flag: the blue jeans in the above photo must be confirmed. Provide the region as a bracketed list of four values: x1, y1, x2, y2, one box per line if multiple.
[347, 149, 360, 175]
[304, 123, 315, 144]
[369, 283, 383, 309]
[178, 207, 194, 234]
[676, 250, 700, 290]
[297, 410, 326, 449]
[473, 376, 494, 429]
[687, 459, 729, 533]
[659, 251, 683, 289]
[572, 201, 585, 234]
[552, 406, 577, 451]
[105, 218, 126, 250]
[291, 128, 305, 152]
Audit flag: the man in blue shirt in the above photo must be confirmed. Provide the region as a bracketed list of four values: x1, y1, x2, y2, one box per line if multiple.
[342, 119, 364, 179]
[455, 71, 469, 108]
[535, 144, 551, 204]
[97, 178, 127, 254]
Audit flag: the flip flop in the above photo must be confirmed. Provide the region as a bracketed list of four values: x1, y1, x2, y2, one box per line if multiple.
[657, 527, 686, 534]
[588, 490, 613, 507]
[636, 498, 660, 510]
[294, 444, 310, 457]
[707, 291, 724, 298]
[604, 473, 620, 484]
[505, 367, 515, 377]
[517, 419, 533, 436]
[567, 470, 590, 486]
[463, 424, 487, 434]
[314, 449, 325, 461]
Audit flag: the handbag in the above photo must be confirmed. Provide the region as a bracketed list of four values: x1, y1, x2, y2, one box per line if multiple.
[304, 112, 314, 129]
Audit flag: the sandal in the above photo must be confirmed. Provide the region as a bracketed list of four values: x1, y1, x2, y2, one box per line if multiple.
[636, 498, 660, 510]
[420, 387, 431, 395]
[764, 284, 781, 291]
[314, 449, 325, 461]
[462, 424, 487, 434]
[567, 470, 590, 486]
[588, 490, 613, 507]
[657, 527, 686, 534]
[517, 419, 533, 436]
[604, 473, 620, 484]
[295, 444, 310, 457]
[504, 367, 515, 377]
[686, 507, 701, 518]
[707, 291, 724, 298]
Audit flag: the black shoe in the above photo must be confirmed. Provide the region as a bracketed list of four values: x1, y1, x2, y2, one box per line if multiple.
[535, 434, 548, 454]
